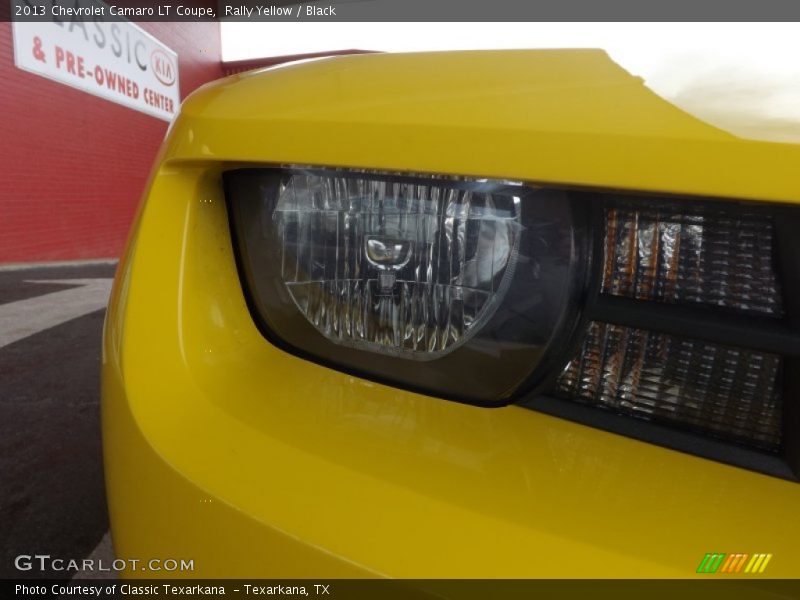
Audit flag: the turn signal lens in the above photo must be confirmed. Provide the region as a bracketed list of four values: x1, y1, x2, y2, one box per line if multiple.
[602, 200, 783, 317]
[226, 168, 588, 404]
[556, 321, 783, 451]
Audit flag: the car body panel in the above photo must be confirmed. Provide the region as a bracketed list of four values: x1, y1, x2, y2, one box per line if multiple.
[102, 50, 800, 578]
[170, 49, 800, 203]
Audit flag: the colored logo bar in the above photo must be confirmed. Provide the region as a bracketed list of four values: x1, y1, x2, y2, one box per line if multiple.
[697, 553, 772, 574]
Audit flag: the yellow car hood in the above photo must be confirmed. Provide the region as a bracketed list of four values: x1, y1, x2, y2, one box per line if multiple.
[170, 49, 799, 204]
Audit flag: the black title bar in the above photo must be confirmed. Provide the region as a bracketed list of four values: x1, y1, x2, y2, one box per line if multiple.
[5, 0, 800, 22]
[5, 579, 800, 599]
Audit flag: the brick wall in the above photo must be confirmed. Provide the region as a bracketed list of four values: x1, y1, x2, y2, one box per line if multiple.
[0, 22, 223, 263]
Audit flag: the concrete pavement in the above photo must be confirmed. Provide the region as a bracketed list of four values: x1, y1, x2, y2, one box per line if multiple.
[0, 263, 116, 579]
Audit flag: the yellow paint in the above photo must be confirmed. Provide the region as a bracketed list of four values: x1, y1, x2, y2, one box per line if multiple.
[744, 554, 759, 574]
[103, 50, 800, 579]
[759, 554, 773, 573]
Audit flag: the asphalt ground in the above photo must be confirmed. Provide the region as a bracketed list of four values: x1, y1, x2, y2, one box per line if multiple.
[0, 263, 117, 579]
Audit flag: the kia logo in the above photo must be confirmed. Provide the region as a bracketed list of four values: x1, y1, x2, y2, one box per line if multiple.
[151, 49, 176, 86]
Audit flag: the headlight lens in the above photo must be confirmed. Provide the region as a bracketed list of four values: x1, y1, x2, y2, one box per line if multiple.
[226, 168, 589, 405]
[274, 171, 521, 359]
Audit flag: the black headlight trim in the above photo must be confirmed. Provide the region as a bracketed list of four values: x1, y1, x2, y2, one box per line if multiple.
[224, 167, 593, 407]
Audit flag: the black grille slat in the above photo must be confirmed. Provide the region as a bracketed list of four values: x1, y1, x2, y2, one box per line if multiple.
[587, 294, 800, 357]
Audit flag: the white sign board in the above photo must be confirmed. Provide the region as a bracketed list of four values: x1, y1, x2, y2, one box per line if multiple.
[12, 1, 180, 121]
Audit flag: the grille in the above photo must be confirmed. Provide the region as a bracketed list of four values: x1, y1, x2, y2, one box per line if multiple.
[552, 196, 790, 458]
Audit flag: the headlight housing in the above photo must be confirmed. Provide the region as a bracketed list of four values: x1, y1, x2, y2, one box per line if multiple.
[226, 167, 590, 405]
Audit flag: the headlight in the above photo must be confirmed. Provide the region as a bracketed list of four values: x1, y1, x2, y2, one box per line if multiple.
[226, 167, 590, 405]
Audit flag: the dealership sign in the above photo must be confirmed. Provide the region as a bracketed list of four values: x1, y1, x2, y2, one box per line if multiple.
[12, 1, 180, 121]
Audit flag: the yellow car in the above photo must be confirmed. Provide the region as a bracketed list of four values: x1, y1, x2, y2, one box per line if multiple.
[102, 49, 800, 578]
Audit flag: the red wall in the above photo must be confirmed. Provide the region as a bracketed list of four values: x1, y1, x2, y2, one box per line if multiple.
[0, 22, 223, 263]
